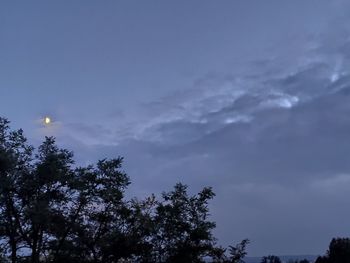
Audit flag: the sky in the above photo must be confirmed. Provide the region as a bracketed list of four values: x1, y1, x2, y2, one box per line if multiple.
[1, 0, 350, 257]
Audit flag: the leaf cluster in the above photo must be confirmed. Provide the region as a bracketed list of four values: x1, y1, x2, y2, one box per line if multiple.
[0, 118, 248, 263]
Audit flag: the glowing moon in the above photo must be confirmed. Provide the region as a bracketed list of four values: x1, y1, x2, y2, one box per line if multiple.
[44, 117, 51, 125]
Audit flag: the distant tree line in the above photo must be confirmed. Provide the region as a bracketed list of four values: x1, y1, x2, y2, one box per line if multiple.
[260, 255, 310, 263]
[0, 117, 249, 263]
[257, 237, 350, 263]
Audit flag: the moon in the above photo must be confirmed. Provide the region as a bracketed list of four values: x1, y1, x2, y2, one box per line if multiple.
[44, 117, 51, 125]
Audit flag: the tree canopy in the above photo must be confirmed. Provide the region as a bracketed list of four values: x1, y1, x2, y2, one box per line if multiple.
[0, 117, 248, 263]
[315, 238, 350, 263]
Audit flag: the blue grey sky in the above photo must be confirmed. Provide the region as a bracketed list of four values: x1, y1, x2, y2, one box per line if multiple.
[1, 0, 350, 257]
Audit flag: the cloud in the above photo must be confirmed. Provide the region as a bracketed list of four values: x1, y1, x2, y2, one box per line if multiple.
[112, 34, 350, 255]
[39, 4, 350, 256]
[311, 174, 350, 195]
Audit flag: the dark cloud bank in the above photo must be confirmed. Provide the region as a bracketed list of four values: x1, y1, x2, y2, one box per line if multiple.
[37, 1, 350, 257]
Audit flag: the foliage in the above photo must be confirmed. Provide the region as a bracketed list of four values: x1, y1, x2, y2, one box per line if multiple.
[315, 237, 350, 263]
[0, 117, 248, 263]
[225, 239, 250, 263]
[260, 255, 282, 263]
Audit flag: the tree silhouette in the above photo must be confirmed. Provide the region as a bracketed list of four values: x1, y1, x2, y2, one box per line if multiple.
[151, 183, 217, 262]
[0, 117, 247, 263]
[261, 255, 282, 263]
[315, 237, 350, 263]
[315, 256, 329, 263]
[328, 237, 350, 263]
[227, 239, 250, 263]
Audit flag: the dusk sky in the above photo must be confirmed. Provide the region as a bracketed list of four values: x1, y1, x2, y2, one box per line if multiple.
[1, 0, 350, 257]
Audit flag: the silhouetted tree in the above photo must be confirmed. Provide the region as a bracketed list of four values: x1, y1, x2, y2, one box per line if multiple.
[315, 237, 350, 263]
[152, 183, 218, 262]
[328, 237, 350, 263]
[261, 255, 282, 263]
[0, 118, 131, 263]
[0, 117, 34, 262]
[315, 256, 329, 263]
[0, 117, 246, 263]
[227, 239, 250, 263]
